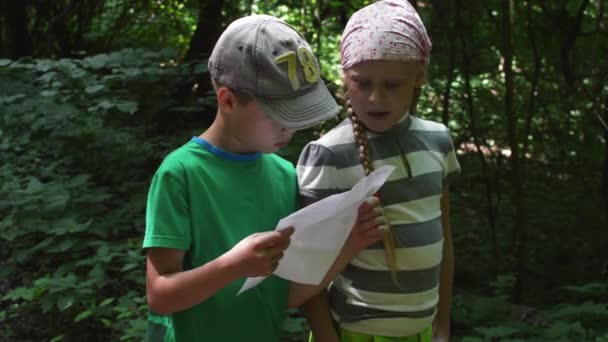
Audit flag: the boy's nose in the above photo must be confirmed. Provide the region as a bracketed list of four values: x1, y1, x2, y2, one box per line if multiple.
[281, 127, 296, 138]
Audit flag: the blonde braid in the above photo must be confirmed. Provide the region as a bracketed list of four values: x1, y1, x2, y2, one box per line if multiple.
[346, 100, 401, 289]
[410, 87, 422, 115]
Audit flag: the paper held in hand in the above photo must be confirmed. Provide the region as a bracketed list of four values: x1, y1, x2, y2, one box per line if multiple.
[238, 165, 396, 295]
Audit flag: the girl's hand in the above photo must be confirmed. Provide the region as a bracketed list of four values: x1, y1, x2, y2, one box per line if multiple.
[347, 197, 387, 253]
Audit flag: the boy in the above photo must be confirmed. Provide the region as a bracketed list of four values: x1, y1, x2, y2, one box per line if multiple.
[143, 14, 387, 342]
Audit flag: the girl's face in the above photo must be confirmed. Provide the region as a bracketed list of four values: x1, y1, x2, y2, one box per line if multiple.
[344, 60, 425, 132]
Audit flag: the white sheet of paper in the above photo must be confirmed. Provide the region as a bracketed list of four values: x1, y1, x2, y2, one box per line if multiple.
[238, 165, 396, 295]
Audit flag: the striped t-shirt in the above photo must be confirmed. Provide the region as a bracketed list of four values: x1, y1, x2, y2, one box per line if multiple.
[296, 115, 460, 337]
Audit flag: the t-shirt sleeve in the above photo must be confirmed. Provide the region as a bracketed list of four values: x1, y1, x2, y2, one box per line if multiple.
[143, 167, 191, 250]
[296, 142, 340, 200]
[443, 130, 461, 186]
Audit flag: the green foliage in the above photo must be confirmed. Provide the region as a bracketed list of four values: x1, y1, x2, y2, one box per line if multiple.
[1, 1, 607, 341]
[0, 48, 206, 341]
[87, 0, 198, 53]
[281, 309, 310, 342]
[452, 281, 608, 342]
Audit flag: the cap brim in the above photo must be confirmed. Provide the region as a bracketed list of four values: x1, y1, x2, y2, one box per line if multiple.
[255, 81, 340, 130]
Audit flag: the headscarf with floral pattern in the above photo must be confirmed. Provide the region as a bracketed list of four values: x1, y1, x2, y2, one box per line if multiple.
[340, 0, 432, 70]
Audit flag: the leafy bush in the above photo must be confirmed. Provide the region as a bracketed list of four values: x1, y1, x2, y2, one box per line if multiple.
[452, 280, 608, 342]
[0, 49, 206, 341]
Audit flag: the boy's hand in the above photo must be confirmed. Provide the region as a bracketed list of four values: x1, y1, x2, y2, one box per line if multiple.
[346, 197, 387, 253]
[225, 227, 294, 278]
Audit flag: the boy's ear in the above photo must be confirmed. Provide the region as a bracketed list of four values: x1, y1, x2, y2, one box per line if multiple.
[216, 87, 236, 112]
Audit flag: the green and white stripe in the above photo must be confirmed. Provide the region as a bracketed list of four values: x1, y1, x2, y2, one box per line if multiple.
[296, 115, 460, 337]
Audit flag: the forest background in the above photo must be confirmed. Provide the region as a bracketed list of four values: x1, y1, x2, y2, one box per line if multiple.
[0, 0, 607, 341]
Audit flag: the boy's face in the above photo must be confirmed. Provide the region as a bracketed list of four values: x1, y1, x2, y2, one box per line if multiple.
[234, 99, 296, 154]
[344, 60, 425, 132]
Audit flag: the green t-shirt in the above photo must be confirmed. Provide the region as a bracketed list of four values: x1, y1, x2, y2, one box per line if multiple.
[143, 138, 297, 342]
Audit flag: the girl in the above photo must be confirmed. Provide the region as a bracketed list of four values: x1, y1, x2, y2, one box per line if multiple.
[297, 1, 461, 341]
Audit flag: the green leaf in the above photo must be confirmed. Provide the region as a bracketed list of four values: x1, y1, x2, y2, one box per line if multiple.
[97, 99, 114, 109]
[57, 295, 74, 311]
[36, 71, 57, 84]
[562, 283, 608, 296]
[281, 316, 307, 333]
[461, 338, 484, 342]
[89, 264, 105, 281]
[30, 237, 55, 253]
[35, 60, 54, 72]
[550, 301, 608, 319]
[475, 326, 519, 338]
[116, 101, 138, 114]
[84, 54, 110, 69]
[99, 297, 115, 307]
[0, 93, 26, 104]
[56, 238, 77, 252]
[67, 174, 91, 187]
[85, 84, 104, 94]
[0, 59, 12, 67]
[3, 286, 35, 301]
[49, 334, 64, 342]
[50, 217, 84, 235]
[0, 263, 15, 279]
[40, 90, 58, 97]
[121, 263, 138, 272]
[543, 321, 586, 339]
[47, 193, 70, 211]
[74, 309, 93, 322]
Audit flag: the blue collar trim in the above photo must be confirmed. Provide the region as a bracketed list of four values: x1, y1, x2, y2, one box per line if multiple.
[191, 137, 262, 162]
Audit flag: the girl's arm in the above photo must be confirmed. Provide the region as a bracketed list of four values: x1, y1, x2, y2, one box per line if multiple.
[434, 186, 454, 341]
[287, 196, 385, 342]
[300, 291, 339, 342]
[286, 197, 385, 309]
[288, 196, 340, 342]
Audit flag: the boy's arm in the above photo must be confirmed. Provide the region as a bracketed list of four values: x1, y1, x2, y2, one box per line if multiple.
[146, 228, 294, 315]
[434, 186, 454, 341]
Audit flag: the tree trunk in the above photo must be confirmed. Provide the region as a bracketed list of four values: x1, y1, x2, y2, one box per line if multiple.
[339, 3, 348, 28]
[603, 95, 608, 222]
[502, 0, 526, 304]
[560, 0, 590, 91]
[431, 0, 456, 126]
[0, 0, 33, 58]
[456, 0, 499, 267]
[184, 0, 225, 61]
[598, 0, 605, 30]
[522, 1, 541, 160]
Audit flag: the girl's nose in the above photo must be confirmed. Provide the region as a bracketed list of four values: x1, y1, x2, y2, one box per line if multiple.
[368, 87, 383, 103]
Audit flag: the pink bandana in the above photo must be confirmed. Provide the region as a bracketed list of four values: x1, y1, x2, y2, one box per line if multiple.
[340, 0, 432, 70]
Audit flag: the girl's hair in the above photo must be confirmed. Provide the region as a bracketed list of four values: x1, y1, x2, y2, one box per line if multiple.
[346, 86, 422, 288]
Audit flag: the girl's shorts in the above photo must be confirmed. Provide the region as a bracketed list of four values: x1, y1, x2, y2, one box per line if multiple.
[309, 326, 432, 342]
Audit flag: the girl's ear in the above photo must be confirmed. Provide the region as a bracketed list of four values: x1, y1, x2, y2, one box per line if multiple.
[415, 65, 427, 87]
[340, 70, 347, 89]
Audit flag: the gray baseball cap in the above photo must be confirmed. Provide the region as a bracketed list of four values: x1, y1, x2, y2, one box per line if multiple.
[208, 15, 340, 129]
